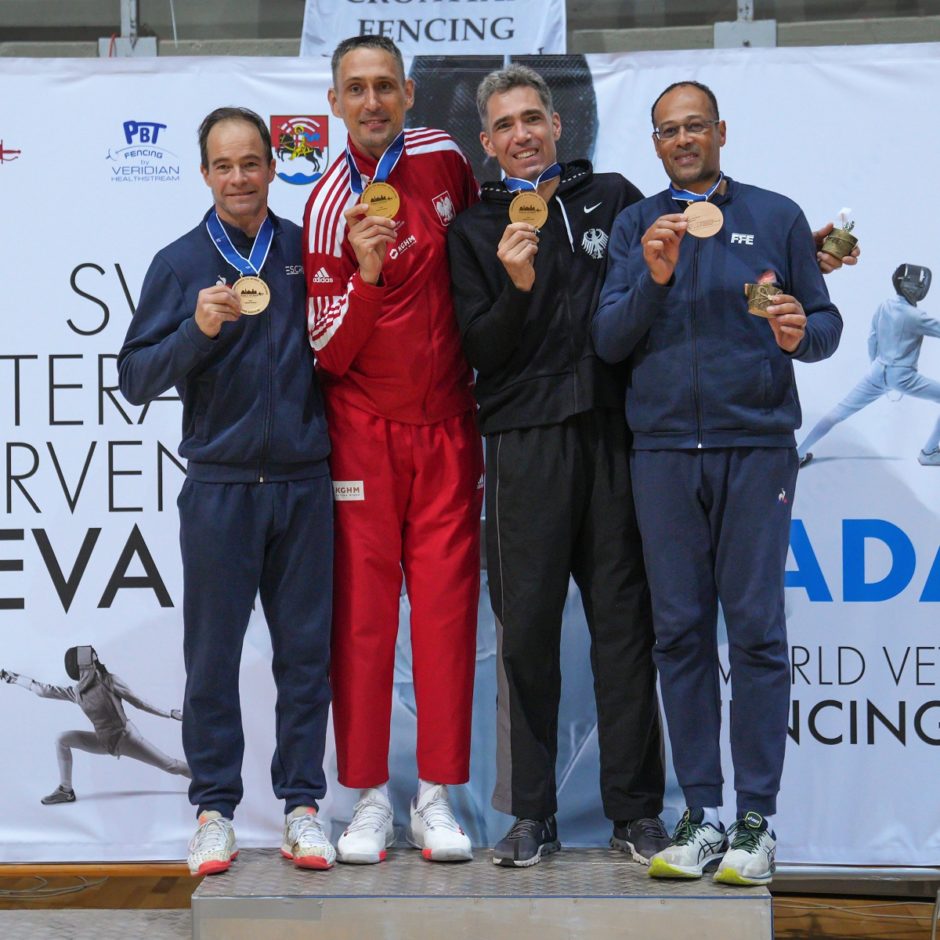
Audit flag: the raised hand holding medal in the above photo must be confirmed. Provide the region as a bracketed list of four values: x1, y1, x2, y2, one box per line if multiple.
[206, 212, 274, 316]
[497, 164, 561, 291]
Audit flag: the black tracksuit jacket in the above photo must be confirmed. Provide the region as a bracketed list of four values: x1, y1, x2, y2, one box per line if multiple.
[447, 160, 643, 433]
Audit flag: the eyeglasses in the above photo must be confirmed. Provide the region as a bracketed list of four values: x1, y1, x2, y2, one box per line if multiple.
[653, 120, 720, 141]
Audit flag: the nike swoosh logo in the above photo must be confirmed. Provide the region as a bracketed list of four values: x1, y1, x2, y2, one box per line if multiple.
[584, 202, 602, 213]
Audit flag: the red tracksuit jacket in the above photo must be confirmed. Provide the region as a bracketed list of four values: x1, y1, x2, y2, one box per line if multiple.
[303, 128, 479, 424]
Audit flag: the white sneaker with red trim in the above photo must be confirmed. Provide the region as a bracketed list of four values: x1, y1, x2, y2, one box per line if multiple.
[281, 806, 336, 870]
[187, 811, 237, 876]
[407, 784, 472, 862]
[337, 788, 395, 864]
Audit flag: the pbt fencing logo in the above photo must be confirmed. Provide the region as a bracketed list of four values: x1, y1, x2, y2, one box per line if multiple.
[106, 120, 180, 184]
[270, 115, 329, 186]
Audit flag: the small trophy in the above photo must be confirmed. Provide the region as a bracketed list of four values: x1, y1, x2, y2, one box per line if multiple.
[744, 271, 782, 318]
[820, 207, 858, 260]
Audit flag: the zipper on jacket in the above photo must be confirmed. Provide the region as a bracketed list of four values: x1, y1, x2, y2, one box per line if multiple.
[690, 237, 704, 448]
[555, 195, 579, 413]
[555, 195, 575, 253]
[259, 277, 275, 482]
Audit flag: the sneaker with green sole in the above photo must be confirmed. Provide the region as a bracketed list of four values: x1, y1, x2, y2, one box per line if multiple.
[714, 811, 776, 886]
[648, 808, 727, 879]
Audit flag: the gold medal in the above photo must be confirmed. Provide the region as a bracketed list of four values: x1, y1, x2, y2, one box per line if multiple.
[684, 201, 724, 239]
[233, 276, 270, 316]
[361, 181, 400, 219]
[508, 191, 549, 229]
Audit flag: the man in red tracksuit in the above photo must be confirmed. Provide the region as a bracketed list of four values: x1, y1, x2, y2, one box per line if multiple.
[303, 35, 483, 864]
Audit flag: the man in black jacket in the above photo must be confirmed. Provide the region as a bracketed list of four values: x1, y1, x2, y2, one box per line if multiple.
[447, 65, 668, 868]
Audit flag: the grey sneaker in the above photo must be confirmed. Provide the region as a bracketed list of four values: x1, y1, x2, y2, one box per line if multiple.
[493, 816, 560, 868]
[918, 449, 940, 466]
[41, 785, 76, 805]
[611, 817, 671, 865]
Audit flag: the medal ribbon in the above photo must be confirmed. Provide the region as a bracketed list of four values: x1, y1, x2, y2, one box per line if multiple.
[669, 172, 724, 204]
[345, 131, 406, 195]
[206, 213, 274, 277]
[503, 162, 562, 193]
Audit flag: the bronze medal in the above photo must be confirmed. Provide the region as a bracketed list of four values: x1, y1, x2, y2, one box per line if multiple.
[233, 276, 270, 316]
[508, 191, 549, 229]
[684, 201, 724, 239]
[361, 181, 400, 219]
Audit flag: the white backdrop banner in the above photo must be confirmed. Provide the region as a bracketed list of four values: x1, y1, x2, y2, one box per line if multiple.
[300, 0, 566, 57]
[0, 44, 938, 866]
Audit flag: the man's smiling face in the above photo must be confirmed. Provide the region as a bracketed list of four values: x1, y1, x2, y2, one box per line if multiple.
[480, 84, 561, 182]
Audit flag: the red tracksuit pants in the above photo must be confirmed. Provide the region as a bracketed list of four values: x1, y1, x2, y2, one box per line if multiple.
[326, 402, 484, 788]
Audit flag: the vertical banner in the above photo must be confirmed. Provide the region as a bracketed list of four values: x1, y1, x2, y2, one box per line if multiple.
[0, 44, 938, 864]
[300, 0, 567, 57]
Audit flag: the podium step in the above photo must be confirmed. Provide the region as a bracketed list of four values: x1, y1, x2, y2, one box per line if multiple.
[192, 847, 772, 939]
[0, 909, 190, 940]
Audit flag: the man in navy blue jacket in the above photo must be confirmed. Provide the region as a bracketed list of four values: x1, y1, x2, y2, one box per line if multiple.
[118, 108, 335, 876]
[592, 82, 842, 886]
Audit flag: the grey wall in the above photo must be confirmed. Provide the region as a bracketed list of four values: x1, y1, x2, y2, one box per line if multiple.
[2, 0, 940, 55]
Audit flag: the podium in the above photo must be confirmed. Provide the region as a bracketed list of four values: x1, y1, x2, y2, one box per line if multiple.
[191, 847, 772, 939]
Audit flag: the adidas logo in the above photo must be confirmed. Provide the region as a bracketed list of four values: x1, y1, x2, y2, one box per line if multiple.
[312, 267, 334, 284]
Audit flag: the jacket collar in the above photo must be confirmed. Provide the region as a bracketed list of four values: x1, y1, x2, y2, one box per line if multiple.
[662, 174, 737, 206]
[480, 159, 594, 204]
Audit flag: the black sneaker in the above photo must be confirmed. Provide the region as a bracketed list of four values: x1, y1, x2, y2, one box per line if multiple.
[492, 816, 560, 868]
[41, 785, 76, 805]
[799, 452, 813, 468]
[610, 817, 671, 864]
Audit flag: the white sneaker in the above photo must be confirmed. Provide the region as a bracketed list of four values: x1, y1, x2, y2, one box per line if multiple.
[407, 784, 473, 862]
[714, 812, 777, 886]
[281, 806, 336, 870]
[337, 788, 395, 864]
[187, 810, 237, 876]
[648, 808, 728, 879]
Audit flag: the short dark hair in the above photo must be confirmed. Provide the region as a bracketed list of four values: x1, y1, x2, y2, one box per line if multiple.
[331, 35, 406, 87]
[198, 107, 272, 169]
[650, 81, 720, 129]
[476, 64, 554, 129]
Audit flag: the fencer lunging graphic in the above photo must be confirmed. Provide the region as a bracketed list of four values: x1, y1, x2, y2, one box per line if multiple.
[798, 264, 940, 467]
[1, 645, 190, 805]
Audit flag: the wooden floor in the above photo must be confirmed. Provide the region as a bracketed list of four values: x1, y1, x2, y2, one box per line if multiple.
[0, 865, 935, 939]
[773, 895, 934, 939]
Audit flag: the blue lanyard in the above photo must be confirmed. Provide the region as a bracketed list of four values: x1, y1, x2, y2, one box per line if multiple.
[206, 213, 274, 277]
[345, 131, 406, 195]
[669, 172, 724, 203]
[503, 162, 562, 193]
